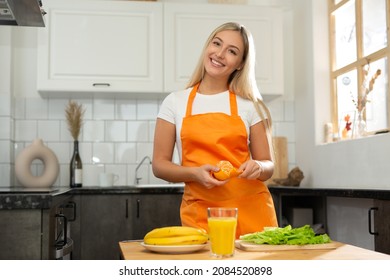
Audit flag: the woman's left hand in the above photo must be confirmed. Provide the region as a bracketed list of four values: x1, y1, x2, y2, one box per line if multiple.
[238, 160, 263, 180]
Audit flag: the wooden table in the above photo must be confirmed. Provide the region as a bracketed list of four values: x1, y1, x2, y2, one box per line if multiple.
[119, 241, 390, 260]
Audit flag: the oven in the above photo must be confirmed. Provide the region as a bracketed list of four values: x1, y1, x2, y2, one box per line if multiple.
[53, 201, 76, 260]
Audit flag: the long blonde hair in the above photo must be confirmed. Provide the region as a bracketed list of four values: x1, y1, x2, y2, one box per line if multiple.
[187, 22, 274, 161]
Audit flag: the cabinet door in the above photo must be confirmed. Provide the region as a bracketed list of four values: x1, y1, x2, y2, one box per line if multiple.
[327, 197, 375, 250]
[79, 194, 130, 260]
[373, 199, 390, 254]
[37, 0, 163, 96]
[130, 193, 182, 239]
[163, 3, 283, 98]
[0, 210, 42, 260]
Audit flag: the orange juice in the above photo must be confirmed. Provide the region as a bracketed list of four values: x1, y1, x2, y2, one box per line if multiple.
[208, 217, 237, 257]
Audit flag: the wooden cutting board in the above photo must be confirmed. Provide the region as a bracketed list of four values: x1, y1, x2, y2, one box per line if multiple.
[266, 136, 288, 185]
[235, 240, 338, 251]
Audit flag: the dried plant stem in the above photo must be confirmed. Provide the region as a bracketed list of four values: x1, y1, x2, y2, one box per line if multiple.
[65, 100, 85, 141]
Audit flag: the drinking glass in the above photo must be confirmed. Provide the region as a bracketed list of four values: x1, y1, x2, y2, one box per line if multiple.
[207, 207, 238, 258]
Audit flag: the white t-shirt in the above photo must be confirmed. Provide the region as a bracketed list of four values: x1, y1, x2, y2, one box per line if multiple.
[157, 87, 263, 161]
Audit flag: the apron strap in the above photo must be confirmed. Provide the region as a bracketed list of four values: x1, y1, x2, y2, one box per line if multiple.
[229, 90, 238, 116]
[185, 84, 199, 117]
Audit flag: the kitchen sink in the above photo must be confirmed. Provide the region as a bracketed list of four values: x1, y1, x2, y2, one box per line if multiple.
[131, 183, 185, 188]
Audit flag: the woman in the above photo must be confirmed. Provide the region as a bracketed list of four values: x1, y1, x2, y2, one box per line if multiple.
[152, 22, 278, 237]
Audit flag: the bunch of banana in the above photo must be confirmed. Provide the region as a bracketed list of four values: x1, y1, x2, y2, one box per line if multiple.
[144, 226, 208, 246]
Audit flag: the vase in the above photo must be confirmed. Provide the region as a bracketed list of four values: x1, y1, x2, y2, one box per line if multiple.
[15, 138, 59, 188]
[353, 109, 367, 138]
[70, 140, 83, 188]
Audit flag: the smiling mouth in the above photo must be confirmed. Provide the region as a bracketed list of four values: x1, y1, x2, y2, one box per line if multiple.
[210, 58, 224, 67]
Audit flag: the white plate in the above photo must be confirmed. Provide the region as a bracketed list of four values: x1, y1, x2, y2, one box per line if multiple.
[141, 242, 207, 254]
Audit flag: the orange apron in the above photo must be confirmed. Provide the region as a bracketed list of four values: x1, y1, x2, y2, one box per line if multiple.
[180, 84, 278, 238]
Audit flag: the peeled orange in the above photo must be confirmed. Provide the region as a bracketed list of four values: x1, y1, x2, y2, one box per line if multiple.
[212, 160, 242, 180]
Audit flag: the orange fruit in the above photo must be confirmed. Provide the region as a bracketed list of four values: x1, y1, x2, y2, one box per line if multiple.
[212, 160, 242, 180]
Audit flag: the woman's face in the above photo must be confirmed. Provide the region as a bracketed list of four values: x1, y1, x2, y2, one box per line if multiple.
[203, 30, 245, 82]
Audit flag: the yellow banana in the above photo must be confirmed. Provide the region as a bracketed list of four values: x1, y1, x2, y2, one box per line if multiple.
[144, 234, 208, 246]
[144, 226, 207, 240]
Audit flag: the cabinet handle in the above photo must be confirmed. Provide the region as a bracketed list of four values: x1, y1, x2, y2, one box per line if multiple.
[55, 214, 67, 248]
[368, 207, 379, 235]
[92, 83, 110, 87]
[137, 199, 140, 218]
[65, 201, 76, 222]
[125, 199, 128, 219]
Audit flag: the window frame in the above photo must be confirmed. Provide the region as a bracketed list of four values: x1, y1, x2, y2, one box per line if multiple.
[328, 0, 390, 136]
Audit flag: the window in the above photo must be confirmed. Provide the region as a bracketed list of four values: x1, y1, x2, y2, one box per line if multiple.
[329, 0, 389, 138]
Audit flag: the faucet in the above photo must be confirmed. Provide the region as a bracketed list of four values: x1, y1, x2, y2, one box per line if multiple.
[134, 156, 152, 185]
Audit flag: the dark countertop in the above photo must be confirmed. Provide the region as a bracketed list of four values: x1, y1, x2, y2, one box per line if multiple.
[1, 185, 389, 210]
[70, 186, 185, 195]
[0, 187, 71, 210]
[0, 186, 184, 210]
[268, 186, 390, 200]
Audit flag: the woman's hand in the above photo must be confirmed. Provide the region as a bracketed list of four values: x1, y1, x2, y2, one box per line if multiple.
[238, 159, 263, 180]
[195, 164, 228, 189]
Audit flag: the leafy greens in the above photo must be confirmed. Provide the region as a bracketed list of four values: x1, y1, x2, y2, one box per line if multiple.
[240, 225, 332, 245]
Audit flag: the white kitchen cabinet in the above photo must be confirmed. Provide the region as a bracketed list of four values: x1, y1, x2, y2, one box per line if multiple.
[37, 0, 163, 97]
[163, 3, 284, 98]
[37, 1, 284, 99]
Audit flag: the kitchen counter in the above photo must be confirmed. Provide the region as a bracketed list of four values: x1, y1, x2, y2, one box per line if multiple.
[268, 186, 390, 200]
[0, 187, 71, 210]
[119, 240, 390, 260]
[0, 186, 184, 209]
[1, 185, 389, 210]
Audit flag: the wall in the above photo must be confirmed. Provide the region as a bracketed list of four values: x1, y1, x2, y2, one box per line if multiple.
[0, 28, 13, 187]
[292, 0, 388, 250]
[294, 0, 390, 190]
[0, 0, 296, 188]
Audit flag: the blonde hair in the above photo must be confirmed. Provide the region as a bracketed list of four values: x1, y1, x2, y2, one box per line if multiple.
[187, 22, 274, 161]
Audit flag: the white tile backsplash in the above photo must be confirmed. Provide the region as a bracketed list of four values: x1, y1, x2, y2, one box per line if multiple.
[25, 98, 48, 119]
[127, 121, 149, 142]
[83, 163, 105, 186]
[48, 142, 70, 164]
[0, 164, 11, 187]
[268, 99, 284, 122]
[136, 142, 153, 161]
[105, 121, 126, 142]
[136, 100, 159, 120]
[59, 164, 70, 187]
[48, 99, 69, 120]
[284, 100, 295, 121]
[93, 99, 115, 120]
[13, 97, 25, 119]
[78, 142, 92, 165]
[7, 96, 295, 187]
[38, 120, 61, 141]
[0, 95, 11, 116]
[104, 164, 127, 186]
[60, 120, 75, 142]
[0, 117, 11, 139]
[15, 120, 37, 141]
[115, 99, 137, 120]
[93, 142, 115, 164]
[0, 141, 10, 163]
[83, 120, 104, 142]
[115, 143, 137, 164]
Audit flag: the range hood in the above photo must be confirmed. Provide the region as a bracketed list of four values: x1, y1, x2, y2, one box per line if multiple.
[0, 0, 45, 27]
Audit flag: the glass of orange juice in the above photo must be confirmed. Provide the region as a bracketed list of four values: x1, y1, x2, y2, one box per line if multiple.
[207, 207, 238, 258]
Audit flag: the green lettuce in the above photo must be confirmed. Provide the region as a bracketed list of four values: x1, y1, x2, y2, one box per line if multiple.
[240, 225, 331, 245]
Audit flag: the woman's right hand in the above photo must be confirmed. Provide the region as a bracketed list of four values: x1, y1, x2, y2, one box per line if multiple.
[194, 164, 228, 189]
